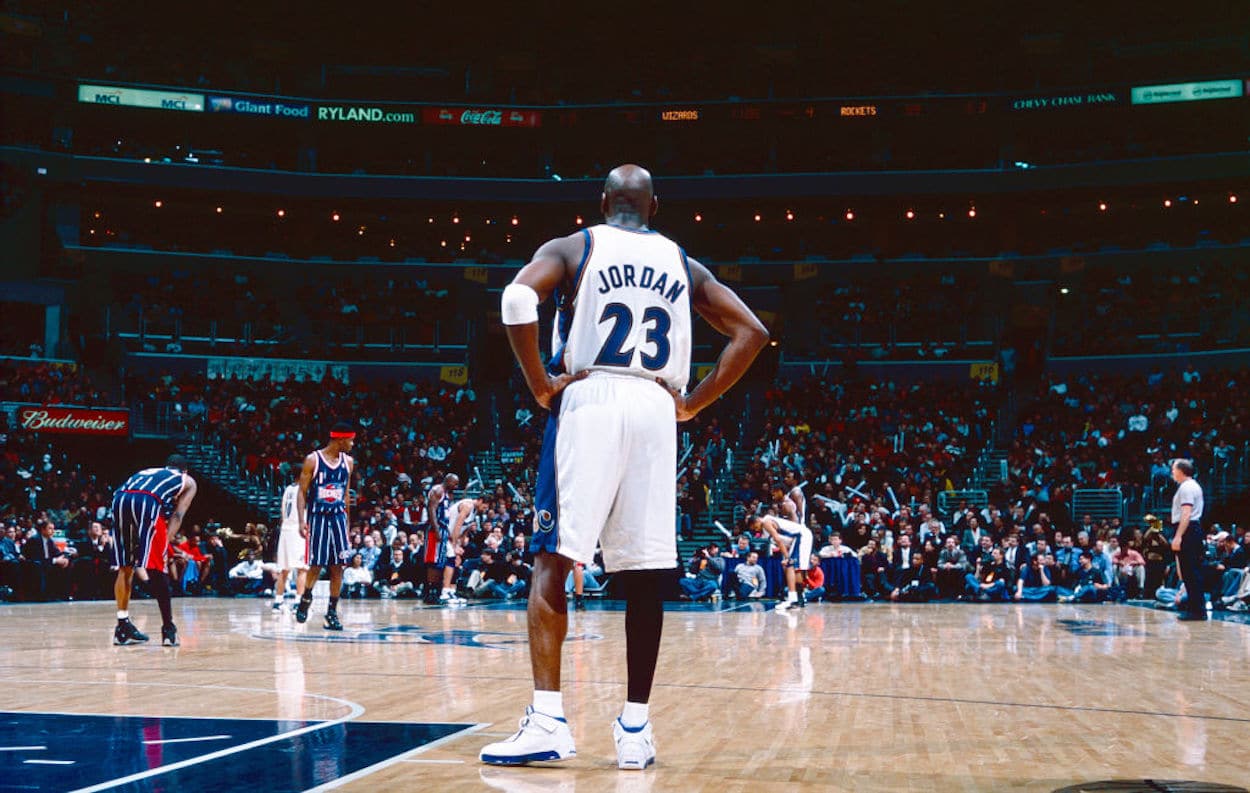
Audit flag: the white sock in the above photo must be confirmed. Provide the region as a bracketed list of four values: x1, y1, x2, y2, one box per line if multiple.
[787, 590, 798, 604]
[117, 610, 129, 620]
[533, 690, 564, 719]
[621, 701, 649, 728]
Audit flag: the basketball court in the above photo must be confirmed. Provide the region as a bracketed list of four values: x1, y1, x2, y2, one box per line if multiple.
[2, 598, 1248, 791]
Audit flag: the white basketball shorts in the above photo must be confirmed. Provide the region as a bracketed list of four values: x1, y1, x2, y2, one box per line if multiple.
[532, 373, 677, 572]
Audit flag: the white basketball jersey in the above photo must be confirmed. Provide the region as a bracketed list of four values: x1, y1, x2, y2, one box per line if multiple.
[558, 224, 692, 392]
[451, 498, 477, 533]
[281, 483, 300, 532]
[773, 516, 809, 538]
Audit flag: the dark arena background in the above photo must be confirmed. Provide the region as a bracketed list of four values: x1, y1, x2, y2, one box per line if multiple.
[2, 2, 1250, 791]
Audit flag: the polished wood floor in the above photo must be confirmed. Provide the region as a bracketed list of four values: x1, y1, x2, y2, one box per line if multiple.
[1, 596, 1248, 792]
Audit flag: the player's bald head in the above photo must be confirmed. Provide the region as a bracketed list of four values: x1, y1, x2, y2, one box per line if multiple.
[601, 164, 658, 225]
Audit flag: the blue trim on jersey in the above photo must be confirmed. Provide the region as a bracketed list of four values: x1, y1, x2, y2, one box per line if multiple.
[532, 396, 562, 556]
[571, 227, 593, 294]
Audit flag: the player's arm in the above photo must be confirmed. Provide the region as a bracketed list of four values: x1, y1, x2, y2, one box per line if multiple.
[427, 485, 443, 528]
[450, 502, 470, 544]
[297, 453, 316, 538]
[167, 476, 197, 537]
[344, 457, 353, 529]
[501, 235, 589, 410]
[660, 257, 768, 421]
[779, 497, 798, 522]
[1171, 503, 1192, 552]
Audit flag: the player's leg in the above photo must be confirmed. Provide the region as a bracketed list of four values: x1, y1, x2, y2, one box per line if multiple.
[528, 551, 575, 691]
[137, 513, 177, 644]
[572, 564, 585, 610]
[321, 513, 347, 627]
[481, 380, 617, 765]
[274, 568, 289, 609]
[325, 564, 344, 630]
[296, 565, 320, 623]
[111, 495, 150, 644]
[599, 379, 677, 769]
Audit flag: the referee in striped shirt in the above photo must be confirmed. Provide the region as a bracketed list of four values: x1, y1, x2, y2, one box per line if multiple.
[1170, 458, 1207, 621]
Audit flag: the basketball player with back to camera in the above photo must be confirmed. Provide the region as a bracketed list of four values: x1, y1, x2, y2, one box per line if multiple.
[481, 164, 768, 770]
[111, 454, 198, 647]
[272, 475, 308, 611]
[294, 422, 356, 631]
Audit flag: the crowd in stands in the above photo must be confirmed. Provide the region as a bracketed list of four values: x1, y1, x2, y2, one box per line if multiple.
[4, 353, 1250, 613]
[733, 377, 998, 521]
[0, 360, 118, 405]
[1008, 368, 1250, 510]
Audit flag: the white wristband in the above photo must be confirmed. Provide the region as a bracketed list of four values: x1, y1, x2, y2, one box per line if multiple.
[501, 283, 540, 325]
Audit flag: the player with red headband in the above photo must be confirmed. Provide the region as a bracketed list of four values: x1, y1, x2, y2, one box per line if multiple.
[294, 421, 356, 630]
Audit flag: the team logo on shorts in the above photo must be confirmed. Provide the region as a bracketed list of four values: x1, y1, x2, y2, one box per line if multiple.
[536, 510, 555, 533]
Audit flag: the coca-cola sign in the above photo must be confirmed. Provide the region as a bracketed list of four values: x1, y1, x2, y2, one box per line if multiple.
[422, 107, 542, 128]
[18, 406, 130, 436]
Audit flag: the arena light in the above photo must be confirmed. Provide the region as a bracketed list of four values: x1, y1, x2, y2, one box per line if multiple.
[93, 211, 101, 219]
[694, 213, 703, 222]
[153, 200, 162, 208]
[575, 215, 583, 225]
[452, 215, 460, 224]
[785, 210, 794, 221]
[1060, 287, 1070, 295]
[844, 210, 854, 221]
[1231, 194, 1239, 204]
[428, 217, 434, 224]
[215, 206, 223, 214]
[967, 208, 977, 218]
[440, 240, 447, 247]
[277, 209, 286, 218]
[357, 225, 366, 236]
[511, 216, 519, 226]
[1098, 202, 1107, 212]
[1163, 199, 1172, 208]
[464, 234, 472, 242]
[389, 239, 396, 247]
[938, 212, 946, 219]
[753, 212, 762, 222]
[905, 209, 915, 220]
[331, 212, 341, 222]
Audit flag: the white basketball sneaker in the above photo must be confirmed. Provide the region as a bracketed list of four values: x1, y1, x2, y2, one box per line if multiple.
[479, 707, 577, 766]
[613, 717, 656, 770]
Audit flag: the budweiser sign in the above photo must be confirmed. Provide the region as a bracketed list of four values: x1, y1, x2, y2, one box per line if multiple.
[422, 107, 542, 128]
[18, 407, 130, 436]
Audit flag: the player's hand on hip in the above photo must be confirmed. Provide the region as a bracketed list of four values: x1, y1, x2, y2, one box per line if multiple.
[655, 378, 697, 421]
[535, 370, 588, 410]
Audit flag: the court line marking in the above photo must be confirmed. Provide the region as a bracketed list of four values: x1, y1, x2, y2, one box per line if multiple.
[24, 759, 75, 765]
[0, 678, 364, 793]
[0, 746, 46, 751]
[0, 707, 317, 723]
[141, 735, 232, 745]
[399, 759, 466, 764]
[303, 723, 487, 792]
